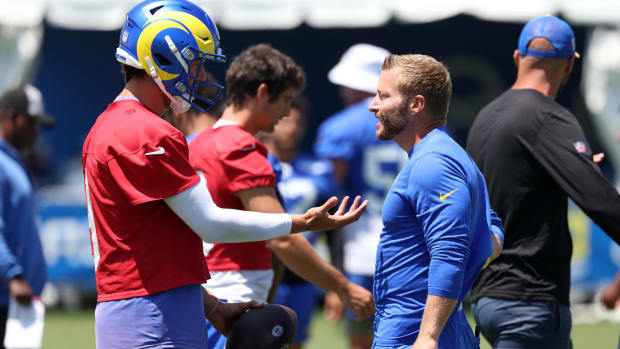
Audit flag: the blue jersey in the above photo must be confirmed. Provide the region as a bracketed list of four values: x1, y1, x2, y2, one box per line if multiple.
[314, 98, 407, 275]
[277, 153, 338, 213]
[269, 152, 338, 244]
[267, 152, 283, 186]
[373, 127, 503, 347]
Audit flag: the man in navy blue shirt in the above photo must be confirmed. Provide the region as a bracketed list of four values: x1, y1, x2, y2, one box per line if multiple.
[368, 54, 503, 349]
[0, 85, 53, 348]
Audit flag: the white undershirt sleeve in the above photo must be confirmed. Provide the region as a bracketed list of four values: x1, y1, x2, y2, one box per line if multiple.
[165, 173, 292, 243]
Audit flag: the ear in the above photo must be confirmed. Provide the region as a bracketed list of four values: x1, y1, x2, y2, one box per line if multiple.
[410, 95, 425, 116]
[513, 49, 520, 68]
[256, 83, 269, 103]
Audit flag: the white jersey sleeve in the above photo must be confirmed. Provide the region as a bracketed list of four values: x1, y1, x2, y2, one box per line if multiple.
[165, 174, 292, 243]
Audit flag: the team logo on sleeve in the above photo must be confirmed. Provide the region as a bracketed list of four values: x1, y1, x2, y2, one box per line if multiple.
[573, 141, 586, 153]
[439, 189, 458, 200]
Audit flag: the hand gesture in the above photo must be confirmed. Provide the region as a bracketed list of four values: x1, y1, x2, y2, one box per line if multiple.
[291, 196, 368, 234]
[336, 281, 374, 322]
[9, 278, 33, 306]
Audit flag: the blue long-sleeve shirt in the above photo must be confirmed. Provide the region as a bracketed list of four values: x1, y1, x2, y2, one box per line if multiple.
[0, 139, 46, 306]
[373, 127, 503, 347]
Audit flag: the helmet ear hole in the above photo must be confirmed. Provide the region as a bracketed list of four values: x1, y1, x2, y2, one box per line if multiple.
[154, 53, 172, 67]
[149, 5, 164, 15]
[198, 35, 211, 43]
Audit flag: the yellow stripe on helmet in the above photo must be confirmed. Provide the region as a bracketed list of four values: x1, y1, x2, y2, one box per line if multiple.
[136, 19, 186, 81]
[151, 10, 216, 56]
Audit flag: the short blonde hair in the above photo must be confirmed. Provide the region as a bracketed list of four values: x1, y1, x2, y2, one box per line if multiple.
[382, 54, 452, 123]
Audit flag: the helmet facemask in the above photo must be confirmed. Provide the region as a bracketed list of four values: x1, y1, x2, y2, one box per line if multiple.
[144, 39, 225, 113]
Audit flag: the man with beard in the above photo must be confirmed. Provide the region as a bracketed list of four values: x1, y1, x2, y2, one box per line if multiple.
[467, 15, 620, 348]
[369, 54, 503, 349]
[314, 44, 406, 349]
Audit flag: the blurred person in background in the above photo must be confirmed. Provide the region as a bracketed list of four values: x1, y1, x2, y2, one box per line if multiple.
[601, 270, 620, 311]
[601, 268, 620, 349]
[314, 43, 406, 349]
[0, 84, 54, 348]
[369, 53, 503, 349]
[188, 44, 373, 349]
[467, 15, 620, 349]
[84, 2, 367, 348]
[261, 95, 341, 348]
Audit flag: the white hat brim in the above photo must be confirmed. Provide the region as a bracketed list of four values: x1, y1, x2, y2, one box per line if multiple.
[328, 64, 380, 95]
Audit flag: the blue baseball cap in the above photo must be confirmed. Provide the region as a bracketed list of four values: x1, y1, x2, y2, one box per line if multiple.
[518, 15, 580, 59]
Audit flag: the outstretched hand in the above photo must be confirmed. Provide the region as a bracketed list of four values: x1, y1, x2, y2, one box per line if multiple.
[290, 196, 368, 234]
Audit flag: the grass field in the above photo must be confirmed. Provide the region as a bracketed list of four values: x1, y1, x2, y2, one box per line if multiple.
[42, 308, 619, 348]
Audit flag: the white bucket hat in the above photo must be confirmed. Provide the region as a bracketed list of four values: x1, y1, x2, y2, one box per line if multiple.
[327, 43, 391, 94]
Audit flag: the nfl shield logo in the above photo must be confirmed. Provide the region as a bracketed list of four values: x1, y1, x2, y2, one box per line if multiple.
[573, 141, 586, 153]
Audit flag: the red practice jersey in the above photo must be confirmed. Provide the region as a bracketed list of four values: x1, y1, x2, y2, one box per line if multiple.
[189, 124, 275, 272]
[82, 100, 209, 302]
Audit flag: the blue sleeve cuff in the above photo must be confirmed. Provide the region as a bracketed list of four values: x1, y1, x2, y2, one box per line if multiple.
[492, 226, 504, 245]
[427, 258, 463, 299]
[4, 264, 23, 282]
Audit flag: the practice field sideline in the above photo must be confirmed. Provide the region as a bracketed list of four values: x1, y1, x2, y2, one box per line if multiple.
[41, 309, 619, 348]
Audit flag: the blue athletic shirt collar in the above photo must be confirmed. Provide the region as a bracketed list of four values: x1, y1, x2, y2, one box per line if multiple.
[409, 126, 448, 158]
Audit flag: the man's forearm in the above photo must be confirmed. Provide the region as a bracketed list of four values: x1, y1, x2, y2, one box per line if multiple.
[416, 294, 457, 345]
[269, 234, 347, 293]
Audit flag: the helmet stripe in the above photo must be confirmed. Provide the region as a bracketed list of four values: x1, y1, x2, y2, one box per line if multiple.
[136, 19, 187, 81]
[150, 11, 216, 56]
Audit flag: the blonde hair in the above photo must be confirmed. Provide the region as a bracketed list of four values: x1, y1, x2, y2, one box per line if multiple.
[382, 54, 452, 123]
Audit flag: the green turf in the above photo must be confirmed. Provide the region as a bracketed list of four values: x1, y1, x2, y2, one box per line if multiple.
[43, 309, 95, 349]
[40, 308, 619, 348]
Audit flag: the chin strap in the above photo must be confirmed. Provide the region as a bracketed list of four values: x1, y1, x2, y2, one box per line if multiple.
[165, 35, 189, 73]
[144, 55, 190, 113]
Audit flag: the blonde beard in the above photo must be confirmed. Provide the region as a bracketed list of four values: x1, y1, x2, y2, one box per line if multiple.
[376, 101, 410, 140]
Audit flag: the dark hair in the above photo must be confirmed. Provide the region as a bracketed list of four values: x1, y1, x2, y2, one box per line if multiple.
[120, 64, 147, 83]
[225, 44, 306, 108]
[382, 54, 452, 123]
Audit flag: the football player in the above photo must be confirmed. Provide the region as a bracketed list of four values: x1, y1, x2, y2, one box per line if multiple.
[187, 44, 374, 349]
[82, 1, 367, 348]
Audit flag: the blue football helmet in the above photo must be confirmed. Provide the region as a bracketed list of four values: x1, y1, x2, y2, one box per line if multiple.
[116, 0, 225, 113]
